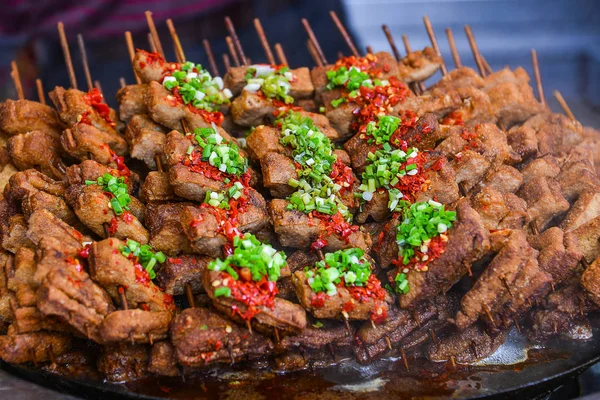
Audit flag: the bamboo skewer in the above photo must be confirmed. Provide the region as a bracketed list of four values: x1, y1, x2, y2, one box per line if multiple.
[382, 24, 401, 60]
[307, 40, 323, 67]
[531, 49, 545, 106]
[10, 61, 24, 100]
[124, 31, 142, 84]
[423, 16, 447, 75]
[274, 43, 288, 66]
[329, 11, 360, 57]
[58, 22, 78, 89]
[166, 18, 186, 63]
[94, 80, 104, 96]
[145, 11, 165, 58]
[366, 45, 374, 55]
[203, 39, 220, 77]
[302, 19, 328, 65]
[225, 36, 241, 67]
[464, 25, 486, 77]
[225, 16, 248, 66]
[401, 34, 425, 93]
[36, 79, 46, 104]
[222, 53, 231, 72]
[446, 28, 462, 69]
[77, 34, 94, 90]
[554, 90, 576, 121]
[119, 77, 127, 89]
[148, 33, 157, 53]
[253, 18, 275, 65]
[400, 347, 409, 371]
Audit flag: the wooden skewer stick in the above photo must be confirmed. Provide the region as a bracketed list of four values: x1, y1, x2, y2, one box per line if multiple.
[412, 310, 421, 327]
[225, 36, 241, 67]
[77, 34, 94, 90]
[94, 81, 104, 96]
[36, 79, 46, 104]
[222, 53, 231, 73]
[273, 326, 281, 343]
[401, 35, 425, 94]
[366, 45, 374, 55]
[253, 18, 275, 65]
[202, 39, 220, 78]
[554, 90, 576, 121]
[384, 335, 393, 350]
[148, 333, 154, 345]
[330, 11, 360, 57]
[307, 40, 323, 67]
[501, 277, 513, 297]
[481, 55, 493, 75]
[274, 43, 288, 66]
[166, 19, 186, 63]
[246, 320, 253, 334]
[482, 303, 495, 326]
[382, 25, 401, 60]
[530, 220, 540, 235]
[148, 33, 157, 53]
[400, 346, 409, 371]
[185, 282, 196, 308]
[119, 77, 127, 89]
[423, 16, 447, 75]
[328, 343, 336, 360]
[553, 320, 558, 334]
[225, 16, 248, 66]
[118, 285, 129, 310]
[145, 11, 165, 58]
[464, 261, 473, 277]
[464, 25, 486, 77]
[10, 61, 24, 100]
[514, 319, 521, 334]
[301, 19, 328, 65]
[58, 22, 78, 89]
[445, 28, 462, 69]
[470, 341, 479, 359]
[429, 328, 437, 344]
[531, 49, 545, 105]
[449, 355, 457, 368]
[85, 323, 91, 339]
[29, 348, 37, 367]
[227, 342, 236, 364]
[124, 31, 142, 84]
[580, 298, 585, 316]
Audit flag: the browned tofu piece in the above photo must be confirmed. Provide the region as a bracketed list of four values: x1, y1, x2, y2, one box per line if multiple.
[155, 255, 211, 295]
[147, 202, 194, 255]
[65, 184, 149, 244]
[7, 130, 66, 180]
[26, 209, 91, 250]
[269, 199, 371, 251]
[61, 122, 128, 164]
[99, 309, 171, 344]
[557, 159, 600, 203]
[476, 165, 523, 194]
[451, 150, 491, 194]
[344, 132, 377, 175]
[397, 46, 441, 82]
[0, 99, 64, 136]
[2, 214, 34, 254]
[521, 155, 561, 183]
[507, 124, 538, 161]
[355, 190, 390, 224]
[141, 171, 178, 203]
[144, 81, 187, 130]
[230, 90, 275, 127]
[427, 67, 485, 92]
[125, 114, 168, 170]
[529, 227, 583, 284]
[246, 125, 290, 161]
[517, 177, 570, 230]
[322, 88, 356, 139]
[581, 255, 600, 308]
[260, 152, 297, 198]
[180, 188, 270, 258]
[117, 84, 148, 122]
[416, 156, 460, 204]
[570, 216, 600, 263]
[561, 191, 600, 231]
[224, 66, 314, 99]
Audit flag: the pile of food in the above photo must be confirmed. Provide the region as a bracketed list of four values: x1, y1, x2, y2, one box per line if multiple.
[0, 13, 599, 386]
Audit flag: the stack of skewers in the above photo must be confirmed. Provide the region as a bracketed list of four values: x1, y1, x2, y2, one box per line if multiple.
[0, 10, 598, 383]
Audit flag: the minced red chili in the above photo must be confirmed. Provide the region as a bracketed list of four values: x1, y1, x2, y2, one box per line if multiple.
[223, 273, 278, 320]
[84, 88, 115, 127]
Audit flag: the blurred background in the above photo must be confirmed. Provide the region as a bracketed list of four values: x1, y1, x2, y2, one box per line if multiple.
[0, 0, 599, 126]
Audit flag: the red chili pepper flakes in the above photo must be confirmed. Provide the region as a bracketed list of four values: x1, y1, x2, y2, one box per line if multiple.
[107, 217, 119, 236]
[345, 274, 387, 304]
[121, 211, 134, 224]
[329, 159, 356, 195]
[310, 211, 359, 243]
[78, 244, 91, 259]
[392, 234, 448, 272]
[110, 150, 132, 178]
[311, 292, 327, 308]
[77, 110, 92, 125]
[83, 88, 116, 127]
[440, 110, 464, 126]
[223, 272, 278, 320]
[392, 151, 428, 203]
[170, 81, 224, 126]
[133, 263, 151, 287]
[311, 237, 328, 251]
[342, 301, 356, 313]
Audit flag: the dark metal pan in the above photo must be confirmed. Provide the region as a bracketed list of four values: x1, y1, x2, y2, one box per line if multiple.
[2, 325, 600, 399]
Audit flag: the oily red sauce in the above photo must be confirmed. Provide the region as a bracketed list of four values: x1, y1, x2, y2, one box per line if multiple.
[222, 272, 278, 320]
[84, 88, 116, 127]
